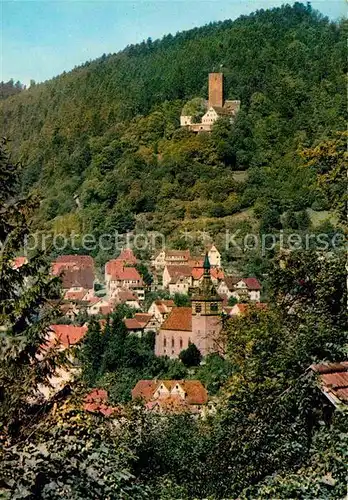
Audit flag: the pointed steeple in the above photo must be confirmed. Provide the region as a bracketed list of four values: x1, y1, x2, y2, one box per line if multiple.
[203, 253, 211, 276]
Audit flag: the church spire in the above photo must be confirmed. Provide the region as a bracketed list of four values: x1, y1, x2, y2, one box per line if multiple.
[203, 253, 211, 276]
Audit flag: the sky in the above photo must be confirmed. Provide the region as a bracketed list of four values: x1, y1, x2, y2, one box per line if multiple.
[1, 0, 346, 85]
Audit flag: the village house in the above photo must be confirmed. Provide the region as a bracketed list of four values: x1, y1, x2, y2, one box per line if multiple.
[162, 264, 193, 291]
[310, 362, 348, 409]
[105, 260, 144, 301]
[156, 255, 223, 358]
[218, 276, 261, 302]
[148, 299, 175, 326]
[113, 288, 141, 309]
[38, 324, 88, 399]
[152, 249, 191, 271]
[229, 302, 268, 316]
[124, 313, 157, 336]
[206, 244, 221, 268]
[59, 302, 80, 321]
[87, 298, 113, 316]
[83, 389, 119, 417]
[180, 73, 240, 133]
[131, 379, 208, 414]
[52, 255, 95, 294]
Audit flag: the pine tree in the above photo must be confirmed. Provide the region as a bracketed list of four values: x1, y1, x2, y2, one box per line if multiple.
[0, 138, 65, 439]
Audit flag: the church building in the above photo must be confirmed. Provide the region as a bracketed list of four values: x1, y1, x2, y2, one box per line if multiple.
[155, 255, 223, 358]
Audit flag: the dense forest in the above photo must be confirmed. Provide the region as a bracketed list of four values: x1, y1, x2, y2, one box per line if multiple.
[0, 3, 346, 271]
[0, 79, 25, 100]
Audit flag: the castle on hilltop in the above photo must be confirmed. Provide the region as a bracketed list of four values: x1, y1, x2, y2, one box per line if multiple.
[180, 72, 240, 132]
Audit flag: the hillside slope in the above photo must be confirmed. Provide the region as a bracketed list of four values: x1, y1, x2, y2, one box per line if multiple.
[1, 3, 346, 261]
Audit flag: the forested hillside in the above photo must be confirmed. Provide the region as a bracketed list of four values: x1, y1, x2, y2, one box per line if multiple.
[1, 3, 346, 265]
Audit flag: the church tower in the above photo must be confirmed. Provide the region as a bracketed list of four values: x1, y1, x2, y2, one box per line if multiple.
[191, 254, 223, 356]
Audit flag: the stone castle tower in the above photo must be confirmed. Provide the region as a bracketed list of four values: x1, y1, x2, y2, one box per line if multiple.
[208, 72, 224, 108]
[191, 254, 223, 356]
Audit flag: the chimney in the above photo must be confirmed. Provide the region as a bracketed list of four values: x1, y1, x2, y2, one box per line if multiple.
[208, 73, 224, 108]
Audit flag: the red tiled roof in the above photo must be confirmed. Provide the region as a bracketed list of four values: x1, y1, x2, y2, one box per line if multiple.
[12, 256, 28, 269]
[242, 278, 261, 290]
[132, 380, 157, 400]
[191, 267, 224, 280]
[116, 248, 138, 265]
[311, 362, 348, 406]
[132, 379, 208, 406]
[52, 255, 94, 276]
[124, 318, 143, 330]
[231, 303, 268, 316]
[134, 313, 153, 327]
[53, 266, 94, 290]
[87, 296, 100, 305]
[166, 265, 193, 280]
[49, 324, 88, 347]
[100, 305, 113, 315]
[83, 389, 118, 416]
[55, 254, 94, 266]
[117, 289, 138, 302]
[154, 299, 175, 314]
[165, 250, 190, 259]
[161, 307, 192, 332]
[106, 260, 142, 283]
[64, 289, 88, 301]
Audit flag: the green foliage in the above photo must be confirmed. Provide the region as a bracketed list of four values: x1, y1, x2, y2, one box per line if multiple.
[0, 139, 65, 438]
[0, 403, 150, 499]
[0, 4, 345, 242]
[195, 353, 235, 395]
[173, 293, 191, 307]
[227, 296, 238, 306]
[179, 342, 202, 367]
[182, 97, 206, 122]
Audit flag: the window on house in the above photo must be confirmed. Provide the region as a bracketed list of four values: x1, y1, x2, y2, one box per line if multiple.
[180, 338, 183, 348]
[210, 302, 218, 312]
[171, 337, 175, 348]
[163, 337, 166, 347]
[195, 303, 202, 313]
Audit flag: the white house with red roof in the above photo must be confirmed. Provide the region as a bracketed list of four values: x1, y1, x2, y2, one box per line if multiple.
[105, 260, 144, 301]
[38, 324, 88, 399]
[87, 298, 114, 316]
[113, 288, 141, 309]
[132, 379, 208, 414]
[218, 276, 261, 302]
[148, 299, 175, 325]
[124, 313, 157, 336]
[206, 244, 221, 268]
[229, 303, 268, 316]
[163, 265, 193, 292]
[152, 249, 191, 271]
